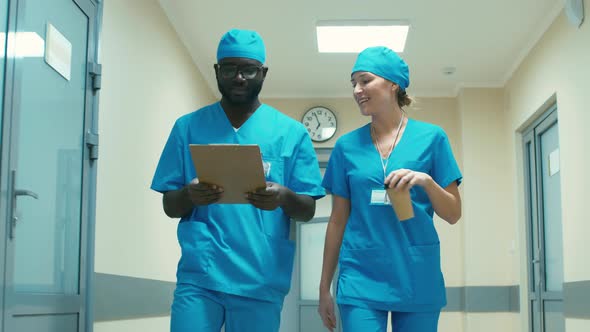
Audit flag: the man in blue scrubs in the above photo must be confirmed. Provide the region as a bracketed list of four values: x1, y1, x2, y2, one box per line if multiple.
[151, 29, 325, 332]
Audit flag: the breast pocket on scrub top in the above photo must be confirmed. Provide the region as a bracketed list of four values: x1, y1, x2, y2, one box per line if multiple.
[396, 159, 430, 174]
[259, 157, 288, 238]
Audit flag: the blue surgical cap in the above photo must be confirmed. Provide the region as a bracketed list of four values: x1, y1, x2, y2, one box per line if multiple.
[351, 46, 410, 90]
[216, 29, 266, 64]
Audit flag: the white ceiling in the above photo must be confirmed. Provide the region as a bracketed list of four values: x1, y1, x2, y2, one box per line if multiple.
[158, 0, 563, 98]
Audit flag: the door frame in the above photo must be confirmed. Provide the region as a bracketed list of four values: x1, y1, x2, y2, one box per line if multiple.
[296, 217, 342, 332]
[522, 105, 563, 332]
[0, 0, 21, 328]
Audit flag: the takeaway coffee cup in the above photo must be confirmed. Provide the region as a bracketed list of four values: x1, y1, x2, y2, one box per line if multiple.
[386, 188, 414, 221]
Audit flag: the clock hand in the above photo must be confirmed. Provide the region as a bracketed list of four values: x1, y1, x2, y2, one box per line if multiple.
[314, 113, 320, 130]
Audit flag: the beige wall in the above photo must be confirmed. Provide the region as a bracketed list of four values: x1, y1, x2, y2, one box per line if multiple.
[505, 6, 590, 332]
[95, 0, 214, 329]
[264, 97, 364, 148]
[457, 88, 519, 332]
[458, 88, 517, 286]
[568, 319, 590, 331]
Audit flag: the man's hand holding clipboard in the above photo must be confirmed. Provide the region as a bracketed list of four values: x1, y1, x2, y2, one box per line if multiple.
[189, 144, 267, 204]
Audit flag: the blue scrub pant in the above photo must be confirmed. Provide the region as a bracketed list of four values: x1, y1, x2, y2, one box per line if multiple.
[170, 283, 282, 332]
[339, 305, 440, 332]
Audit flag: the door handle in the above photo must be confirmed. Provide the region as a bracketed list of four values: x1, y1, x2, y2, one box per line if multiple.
[15, 189, 39, 199]
[9, 170, 39, 239]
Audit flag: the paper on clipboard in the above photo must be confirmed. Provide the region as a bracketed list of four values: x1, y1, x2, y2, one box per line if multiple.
[189, 144, 267, 204]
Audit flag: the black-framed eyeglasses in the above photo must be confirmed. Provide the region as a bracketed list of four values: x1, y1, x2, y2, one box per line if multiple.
[216, 64, 264, 80]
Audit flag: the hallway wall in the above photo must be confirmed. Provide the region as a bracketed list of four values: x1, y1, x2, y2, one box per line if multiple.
[457, 88, 519, 332]
[94, 0, 214, 330]
[504, 6, 590, 332]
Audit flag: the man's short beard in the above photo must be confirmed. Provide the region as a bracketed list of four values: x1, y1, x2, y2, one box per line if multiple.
[218, 82, 263, 105]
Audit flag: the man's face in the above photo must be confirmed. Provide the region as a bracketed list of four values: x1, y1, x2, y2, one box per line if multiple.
[215, 57, 267, 105]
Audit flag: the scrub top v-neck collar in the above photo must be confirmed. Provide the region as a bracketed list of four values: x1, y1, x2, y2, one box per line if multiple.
[367, 118, 413, 177]
[215, 102, 264, 135]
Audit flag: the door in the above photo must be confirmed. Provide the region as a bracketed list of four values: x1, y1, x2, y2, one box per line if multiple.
[0, 0, 100, 331]
[523, 107, 565, 332]
[298, 219, 340, 332]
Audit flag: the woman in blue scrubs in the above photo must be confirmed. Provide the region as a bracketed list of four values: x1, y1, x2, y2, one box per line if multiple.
[318, 46, 463, 332]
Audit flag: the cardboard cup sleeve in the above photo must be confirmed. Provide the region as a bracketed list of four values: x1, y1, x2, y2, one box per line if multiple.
[387, 188, 414, 221]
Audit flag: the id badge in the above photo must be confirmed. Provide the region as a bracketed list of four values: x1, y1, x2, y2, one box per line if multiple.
[370, 188, 390, 205]
[262, 160, 272, 178]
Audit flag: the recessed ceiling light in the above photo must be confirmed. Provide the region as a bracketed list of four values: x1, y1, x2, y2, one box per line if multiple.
[316, 21, 409, 53]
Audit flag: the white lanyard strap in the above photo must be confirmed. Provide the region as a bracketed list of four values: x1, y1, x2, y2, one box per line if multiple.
[371, 114, 405, 182]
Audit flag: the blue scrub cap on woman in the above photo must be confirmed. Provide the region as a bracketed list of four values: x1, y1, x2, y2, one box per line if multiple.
[216, 29, 266, 64]
[351, 46, 410, 90]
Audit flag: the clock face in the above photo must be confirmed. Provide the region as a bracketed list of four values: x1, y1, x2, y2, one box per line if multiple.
[302, 106, 337, 142]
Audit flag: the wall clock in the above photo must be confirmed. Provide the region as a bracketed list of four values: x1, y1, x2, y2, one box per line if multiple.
[301, 106, 337, 142]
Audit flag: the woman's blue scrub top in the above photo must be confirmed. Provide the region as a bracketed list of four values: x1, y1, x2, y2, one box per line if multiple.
[322, 119, 462, 312]
[151, 102, 325, 304]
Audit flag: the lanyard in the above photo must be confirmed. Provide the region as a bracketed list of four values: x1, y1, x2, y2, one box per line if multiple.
[371, 114, 405, 183]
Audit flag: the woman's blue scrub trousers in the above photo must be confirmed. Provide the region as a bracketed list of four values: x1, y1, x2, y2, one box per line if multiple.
[339, 304, 440, 332]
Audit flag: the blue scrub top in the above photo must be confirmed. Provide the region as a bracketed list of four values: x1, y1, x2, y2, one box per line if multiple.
[322, 119, 462, 312]
[151, 102, 325, 304]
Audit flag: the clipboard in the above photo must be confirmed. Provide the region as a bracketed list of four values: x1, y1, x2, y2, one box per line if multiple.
[189, 144, 267, 204]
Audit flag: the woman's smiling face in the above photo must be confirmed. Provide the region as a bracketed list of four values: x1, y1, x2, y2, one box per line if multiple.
[351, 71, 399, 116]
